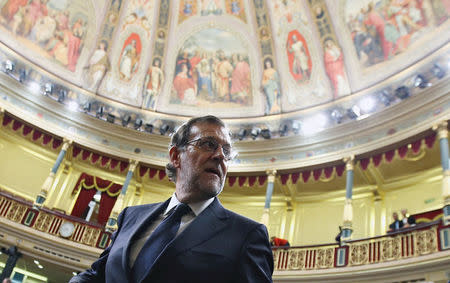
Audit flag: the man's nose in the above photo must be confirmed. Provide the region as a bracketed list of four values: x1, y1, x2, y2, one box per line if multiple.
[211, 145, 226, 160]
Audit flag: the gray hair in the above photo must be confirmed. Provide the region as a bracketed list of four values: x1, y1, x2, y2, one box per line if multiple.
[165, 115, 228, 183]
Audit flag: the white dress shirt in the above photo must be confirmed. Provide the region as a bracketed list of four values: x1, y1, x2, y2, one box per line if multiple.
[129, 193, 214, 267]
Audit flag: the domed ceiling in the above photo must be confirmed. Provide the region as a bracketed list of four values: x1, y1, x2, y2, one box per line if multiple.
[0, 0, 448, 170]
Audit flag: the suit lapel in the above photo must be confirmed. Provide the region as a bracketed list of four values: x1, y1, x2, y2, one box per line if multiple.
[159, 198, 229, 260]
[141, 198, 229, 282]
[122, 199, 170, 275]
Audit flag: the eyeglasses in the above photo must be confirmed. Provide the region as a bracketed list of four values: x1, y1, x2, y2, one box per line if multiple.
[185, 137, 236, 161]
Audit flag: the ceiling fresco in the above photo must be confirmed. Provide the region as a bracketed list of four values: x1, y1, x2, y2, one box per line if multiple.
[0, 0, 448, 137]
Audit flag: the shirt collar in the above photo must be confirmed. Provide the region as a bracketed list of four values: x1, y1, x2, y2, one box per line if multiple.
[164, 193, 214, 217]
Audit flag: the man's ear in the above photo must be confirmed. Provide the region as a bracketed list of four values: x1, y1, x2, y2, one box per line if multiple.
[169, 146, 181, 168]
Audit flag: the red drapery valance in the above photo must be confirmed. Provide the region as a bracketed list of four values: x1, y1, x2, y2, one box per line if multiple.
[71, 173, 122, 225]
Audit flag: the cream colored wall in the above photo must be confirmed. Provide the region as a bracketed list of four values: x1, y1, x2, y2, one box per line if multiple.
[383, 176, 443, 227]
[0, 132, 55, 201]
[221, 202, 287, 238]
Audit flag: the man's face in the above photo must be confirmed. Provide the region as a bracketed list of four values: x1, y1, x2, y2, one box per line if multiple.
[174, 122, 231, 202]
[393, 212, 398, 220]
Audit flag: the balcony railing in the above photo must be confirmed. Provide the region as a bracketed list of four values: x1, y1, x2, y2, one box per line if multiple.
[0, 190, 111, 249]
[1, 190, 449, 272]
[272, 220, 450, 271]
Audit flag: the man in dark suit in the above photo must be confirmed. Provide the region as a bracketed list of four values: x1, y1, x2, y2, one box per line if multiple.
[70, 115, 274, 283]
[389, 212, 404, 231]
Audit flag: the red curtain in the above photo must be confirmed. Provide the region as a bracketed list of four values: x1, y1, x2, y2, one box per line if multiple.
[291, 172, 300, 184]
[228, 176, 237, 187]
[281, 174, 289, 185]
[71, 186, 96, 218]
[71, 173, 122, 225]
[258, 175, 267, 186]
[248, 176, 257, 187]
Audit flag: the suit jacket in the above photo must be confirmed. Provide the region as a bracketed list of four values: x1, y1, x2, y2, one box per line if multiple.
[389, 220, 404, 231]
[70, 198, 274, 283]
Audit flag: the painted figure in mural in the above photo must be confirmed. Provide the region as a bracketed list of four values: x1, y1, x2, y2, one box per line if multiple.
[231, 1, 240, 15]
[0, 0, 27, 25]
[183, 0, 193, 15]
[32, 9, 56, 44]
[201, 0, 222, 15]
[287, 34, 310, 81]
[323, 39, 349, 99]
[119, 39, 140, 81]
[143, 58, 164, 110]
[49, 17, 85, 72]
[20, 0, 48, 37]
[197, 52, 213, 99]
[0, 0, 87, 72]
[230, 54, 250, 104]
[190, 50, 202, 88]
[87, 40, 110, 92]
[173, 63, 197, 104]
[214, 50, 233, 101]
[347, 0, 430, 67]
[262, 58, 281, 115]
[175, 51, 192, 77]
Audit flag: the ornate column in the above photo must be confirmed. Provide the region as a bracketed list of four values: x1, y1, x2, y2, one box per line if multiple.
[435, 121, 450, 225]
[106, 160, 138, 231]
[261, 169, 277, 227]
[342, 156, 354, 241]
[33, 139, 72, 208]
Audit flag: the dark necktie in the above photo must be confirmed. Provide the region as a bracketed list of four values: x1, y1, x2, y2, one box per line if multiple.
[132, 203, 191, 282]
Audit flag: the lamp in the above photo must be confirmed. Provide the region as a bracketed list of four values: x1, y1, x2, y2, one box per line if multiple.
[134, 118, 143, 130]
[431, 63, 445, 79]
[413, 74, 429, 89]
[347, 105, 361, 120]
[144, 123, 154, 133]
[261, 128, 271, 139]
[96, 106, 104, 118]
[18, 69, 27, 82]
[42, 82, 53, 95]
[160, 123, 169, 135]
[237, 128, 247, 140]
[250, 127, 261, 140]
[106, 113, 115, 123]
[121, 115, 131, 126]
[279, 124, 288, 136]
[331, 108, 344, 124]
[4, 60, 14, 73]
[379, 89, 393, 106]
[57, 89, 67, 103]
[292, 121, 301, 134]
[395, 86, 410, 99]
[83, 102, 91, 112]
